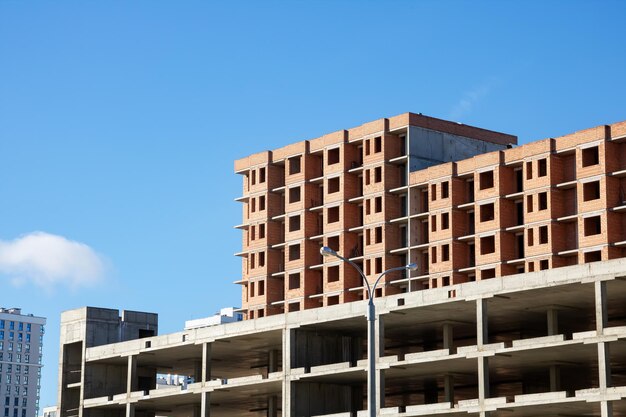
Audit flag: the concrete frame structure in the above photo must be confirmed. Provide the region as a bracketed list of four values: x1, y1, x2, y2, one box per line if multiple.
[234, 114, 626, 319]
[0, 308, 46, 417]
[58, 259, 626, 417]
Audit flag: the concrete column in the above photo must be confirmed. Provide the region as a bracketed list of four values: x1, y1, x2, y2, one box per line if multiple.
[202, 343, 212, 383]
[193, 360, 202, 383]
[268, 349, 279, 373]
[547, 308, 559, 336]
[598, 342, 612, 390]
[601, 400, 613, 417]
[126, 355, 137, 395]
[444, 374, 454, 403]
[282, 329, 296, 417]
[478, 357, 489, 401]
[476, 299, 488, 346]
[595, 280, 608, 334]
[549, 365, 560, 391]
[200, 391, 211, 417]
[267, 396, 278, 417]
[125, 403, 134, 417]
[443, 323, 453, 351]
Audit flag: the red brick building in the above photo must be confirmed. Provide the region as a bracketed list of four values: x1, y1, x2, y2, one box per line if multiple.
[234, 113, 626, 319]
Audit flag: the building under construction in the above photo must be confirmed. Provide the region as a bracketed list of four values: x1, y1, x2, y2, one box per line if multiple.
[57, 114, 626, 417]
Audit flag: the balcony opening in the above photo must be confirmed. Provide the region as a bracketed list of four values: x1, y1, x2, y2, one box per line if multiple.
[328, 148, 340, 165]
[584, 216, 601, 236]
[468, 211, 475, 235]
[479, 171, 494, 190]
[289, 215, 301, 232]
[328, 177, 340, 194]
[288, 273, 300, 290]
[516, 234, 525, 259]
[289, 156, 302, 175]
[327, 266, 339, 282]
[480, 236, 495, 255]
[582, 146, 600, 167]
[328, 206, 340, 223]
[467, 180, 475, 202]
[289, 187, 301, 203]
[583, 181, 601, 201]
[480, 203, 495, 222]
[468, 244, 476, 267]
[515, 168, 523, 192]
[516, 201, 524, 225]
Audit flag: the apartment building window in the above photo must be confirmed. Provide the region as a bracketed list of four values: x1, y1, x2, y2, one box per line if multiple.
[288, 273, 300, 290]
[328, 177, 340, 193]
[538, 192, 548, 210]
[288, 303, 300, 312]
[584, 216, 602, 236]
[365, 170, 371, 185]
[442, 276, 450, 286]
[259, 167, 266, 183]
[442, 212, 450, 230]
[528, 228, 534, 246]
[538, 159, 547, 177]
[375, 257, 382, 274]
[327, 296, 339, 306]
[442, 181, 449, 198]
[365, 229, 370, 245]
[289, 186, 301, 203]
[365, 140, 370, 156]
[328, 266, 339, 282]
[374, 136, 382, 153]
[527, 195, 533, 213]
[259, 252, 265, 267]
[289, 215, 301, 232]
[328, 206, 340, 223]
[526, 161, 533, 179]
[250, 253, 256, 269]
[539, 225, 548, 244]
[585, 250, 602, 263]
[289, 156, 302, 175]
[259, 224, 265, 239]
[583, 181, 601, 201]
[431, 247, 437, 263]
[251, 198, 256, 213]
[328, 236, 339, 251]
[431, 215, 437, 232]
[480, 236, 495, 255]
[251, 170, 256, 185]
[374, 226, 382, 244]
[328, 148, 340, 165]
[479, 171, 494, 190]
[374, 197, 382, 213]
[431, 184, 437, 201]
[480, 203, 495, 222]
[365, 200, 371, 215]
[259, 195, 266, 211]
[258, 280, 265, 296]
[442, 244, 450, 262]
[289, 244, 301, 261]
[374, 167, 382, 183]
[250, 225, 255, 242]
[582, 146, 599, 167]
[482, 268, 496, 279]
[539, 259, 549, 270]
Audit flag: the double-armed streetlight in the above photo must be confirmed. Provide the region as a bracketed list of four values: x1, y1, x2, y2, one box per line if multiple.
[320, 246, 418, 417]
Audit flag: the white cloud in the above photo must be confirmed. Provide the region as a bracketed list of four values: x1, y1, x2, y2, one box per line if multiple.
[0, 232, 106, 289]
[448, 80, 497, 121]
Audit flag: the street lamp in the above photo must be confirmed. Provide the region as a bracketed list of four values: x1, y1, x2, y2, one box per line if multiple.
[320, 246, 418, 417]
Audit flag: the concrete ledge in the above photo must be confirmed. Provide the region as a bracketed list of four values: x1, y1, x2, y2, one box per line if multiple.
[404, 401, 452, 414]
[310, 361, 351, 373]
[224, 374, 263, 385]
[404, 348, 450, 362]
[380, 406, 400, 415]
[572, 330, 598, 340]
[312, 413, 351, 417]
[514, 391, 567, 405]
[511, 334, 565, 348]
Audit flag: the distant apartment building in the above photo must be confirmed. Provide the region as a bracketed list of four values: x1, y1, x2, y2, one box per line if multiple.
[0, 308, 46, 417]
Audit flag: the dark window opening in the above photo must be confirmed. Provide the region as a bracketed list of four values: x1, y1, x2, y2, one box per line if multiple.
[539, 225, 548, 244]
[375, 197, 382, 213]
[539, 259, 549, 270]
[259, 167, 266, 183]
[374, 227, 382, 244]
[538, 159, 547, 177]
[442, 181, 449, 198]
[289, 187, 301, 203]
[328, 148, 340, 165]
[583, 181, 601, 201]
[288, 273, 300, 290]
[442, 212, 450, 230]
[289, 156, 302, 175]
[584, 250, 602, 263]
[538, 192, 548, 210]
[328, 206, 340, 223]
[374, 166, 382, 183]
[482, 268, 496, 279]
[480, 236, 495, 255]
[584, 216, 601, 236]
[374, 136, 382, 153]
[480, 203, 495, 222]
[328, 266, 339, 282]
[289, 215, 301, 232]
[289, 244, 301, 261]
[479, 171, 494, 190]
[442, 244, 450, 262]
[328, 177, 340, 194]
[582, 146, 600, 167]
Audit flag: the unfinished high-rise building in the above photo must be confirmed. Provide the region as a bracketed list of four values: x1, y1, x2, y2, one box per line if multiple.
[234, 113, 626, 319]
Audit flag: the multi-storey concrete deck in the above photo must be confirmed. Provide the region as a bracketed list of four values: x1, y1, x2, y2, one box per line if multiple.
[61, 259, 626, 417]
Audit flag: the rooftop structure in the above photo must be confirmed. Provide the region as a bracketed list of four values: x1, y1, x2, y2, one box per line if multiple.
[184, 308, 244, 330]
[0, 308, 47, 417]
[234, 113, 626, 319]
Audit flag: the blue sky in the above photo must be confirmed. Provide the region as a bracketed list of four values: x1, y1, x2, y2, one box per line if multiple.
[1, 0, 625, 409]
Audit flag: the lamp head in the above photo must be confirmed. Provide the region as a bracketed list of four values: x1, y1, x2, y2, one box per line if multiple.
[406, 263, 418, 271]
[320, 246, 338, 258]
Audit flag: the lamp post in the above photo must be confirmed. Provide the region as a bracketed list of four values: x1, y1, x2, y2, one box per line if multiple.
[320, 246, 418, 417]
